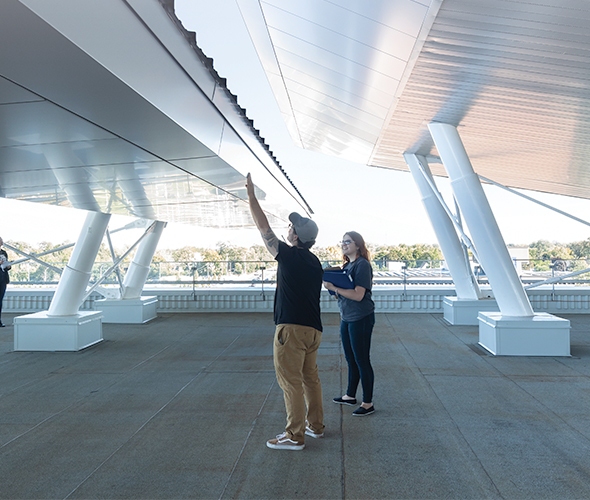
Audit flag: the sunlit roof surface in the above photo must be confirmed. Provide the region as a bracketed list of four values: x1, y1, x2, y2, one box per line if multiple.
[239, 0, 590, 199]
[0, 0, 312, 229]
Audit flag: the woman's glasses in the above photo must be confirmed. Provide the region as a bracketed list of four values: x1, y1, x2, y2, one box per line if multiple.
[340, 240, 352, 246]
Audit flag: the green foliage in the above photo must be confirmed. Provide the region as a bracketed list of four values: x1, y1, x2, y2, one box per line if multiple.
[528, 240, 574, 271]
[170, 246, 200, 263]
[5, 237, 590, 283]
[312, 245, 342, 267]
[371, 243, 443, 269]
[569, 238, 590, 260]
[528, 240, 572, 261]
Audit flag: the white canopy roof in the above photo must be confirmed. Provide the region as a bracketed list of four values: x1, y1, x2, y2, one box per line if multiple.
[0, 0, 313, 228]
[238, 0, 590, 199]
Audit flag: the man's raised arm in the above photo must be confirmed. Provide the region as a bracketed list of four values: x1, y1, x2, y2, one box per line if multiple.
[246, 173, 279, 258]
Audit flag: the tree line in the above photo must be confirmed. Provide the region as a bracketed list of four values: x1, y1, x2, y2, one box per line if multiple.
[7, 238, 590, 264]
[4, 238, 590, 283]
[5, 240, 446, 267]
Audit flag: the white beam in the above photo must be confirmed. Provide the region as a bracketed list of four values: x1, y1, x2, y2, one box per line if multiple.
[428, 122, 533, 317]
[404, 153, 482, 300]
[121, 221, 166, 299]
[47, 211, 110, 317]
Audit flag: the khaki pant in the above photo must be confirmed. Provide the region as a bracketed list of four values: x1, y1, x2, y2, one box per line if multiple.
[274, 324, 324, 442]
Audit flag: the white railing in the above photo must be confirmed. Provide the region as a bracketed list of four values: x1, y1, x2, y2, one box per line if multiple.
[4, 286, 590, 314]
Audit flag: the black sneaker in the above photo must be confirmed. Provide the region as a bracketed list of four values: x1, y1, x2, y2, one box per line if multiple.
[333, 396, 357, 406]
[352, 405, 375, 416]
[0, 322, 4, 327]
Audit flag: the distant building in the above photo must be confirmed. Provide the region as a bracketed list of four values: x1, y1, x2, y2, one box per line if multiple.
[507, 245, 530, 274]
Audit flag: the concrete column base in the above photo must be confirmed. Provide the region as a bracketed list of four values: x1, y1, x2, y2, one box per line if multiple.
[14, 311, 103, 351]
[443, 296, 499, 325]
[478, 312, 570, 356]
[95, 296, 158, 324]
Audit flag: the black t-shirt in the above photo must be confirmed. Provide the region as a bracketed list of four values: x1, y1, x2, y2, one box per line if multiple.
[274, 241, 323, 332]
[0, 249, 8, 285]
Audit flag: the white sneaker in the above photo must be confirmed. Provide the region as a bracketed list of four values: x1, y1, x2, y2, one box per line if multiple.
[305, 424, 324, 439]
[266, 432, 305, 450]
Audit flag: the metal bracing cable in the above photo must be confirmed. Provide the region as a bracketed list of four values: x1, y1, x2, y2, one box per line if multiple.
[3, 242, 65, 273]
[105, 229, 124, 291]
[453, 194, 472, 263]
[414, 157, 480, 263]
[6, 220, 152, 277]
[477, 175, 590, 289]
[524, 267, 590, 290]
[479, 175, 590, 228]
[81, 222, 157, 303]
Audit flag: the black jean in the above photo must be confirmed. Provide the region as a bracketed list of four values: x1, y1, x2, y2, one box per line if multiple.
[340, 312, 375, 404]
[0, 281, 6, 322]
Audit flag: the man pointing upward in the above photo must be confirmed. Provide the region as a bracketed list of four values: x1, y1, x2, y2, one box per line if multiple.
[246, 173, 325, 450]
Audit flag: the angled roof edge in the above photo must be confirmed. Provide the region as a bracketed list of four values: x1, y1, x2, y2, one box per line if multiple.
[159, 0, 314, 214]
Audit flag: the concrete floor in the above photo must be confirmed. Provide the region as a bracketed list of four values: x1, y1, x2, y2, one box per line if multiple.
[1, 311, 590, 499]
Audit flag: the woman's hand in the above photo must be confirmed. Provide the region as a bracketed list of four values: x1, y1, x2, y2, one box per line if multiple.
[323, 281, 336, 292]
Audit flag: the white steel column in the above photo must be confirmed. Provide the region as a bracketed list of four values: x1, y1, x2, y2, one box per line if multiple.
[428, 123, 532, 317]
[405, 153, 497, 325]
[428, 122, 569, 355]
[404, 153, 482, 300]
[48, 211, 111, 316]
[120, 221, 165, 299]
[14, 211, 109, 351]
[94, 221, 165, 323]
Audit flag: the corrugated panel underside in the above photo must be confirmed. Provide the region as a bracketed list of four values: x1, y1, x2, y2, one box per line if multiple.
[371, 0, 590, 199]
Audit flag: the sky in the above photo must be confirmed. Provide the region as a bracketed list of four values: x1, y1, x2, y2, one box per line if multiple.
[2, 0, 590, 251]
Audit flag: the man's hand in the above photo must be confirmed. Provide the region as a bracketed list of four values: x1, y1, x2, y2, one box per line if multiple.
[246, 173, 279, 258]
[246, 173, 255, 199]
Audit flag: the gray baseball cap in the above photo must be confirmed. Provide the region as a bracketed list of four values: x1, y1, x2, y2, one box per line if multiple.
[289, 212, 318, 244]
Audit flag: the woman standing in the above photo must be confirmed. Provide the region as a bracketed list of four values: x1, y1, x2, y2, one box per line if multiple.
[323, 232, 375, 416]
[0, 237, 10, 328]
